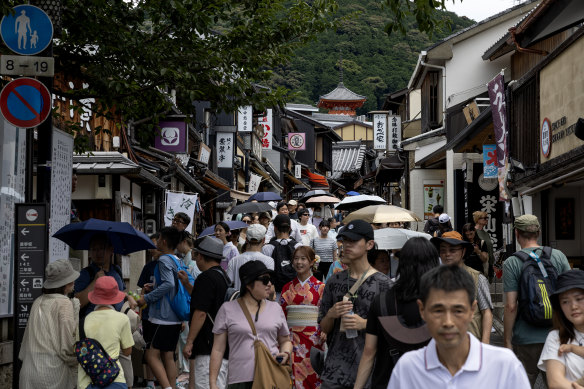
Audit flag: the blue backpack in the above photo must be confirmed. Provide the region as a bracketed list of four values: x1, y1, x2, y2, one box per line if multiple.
[154, 254, 195, 321]
[75, 337, 120, 387]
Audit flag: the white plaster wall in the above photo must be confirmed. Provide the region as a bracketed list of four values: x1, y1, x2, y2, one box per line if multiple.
[409, 89, 421, 121]
[445, 14, 527, 109]
[409, 169, 446, 231]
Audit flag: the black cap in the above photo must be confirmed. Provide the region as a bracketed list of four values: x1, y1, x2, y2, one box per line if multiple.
[551, 270, 584, 309]
[337, 219, 374, 241]
[239, 260, 275, 296]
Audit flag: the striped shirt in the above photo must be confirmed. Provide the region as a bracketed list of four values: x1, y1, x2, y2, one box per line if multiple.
[310, 237, 337, 263]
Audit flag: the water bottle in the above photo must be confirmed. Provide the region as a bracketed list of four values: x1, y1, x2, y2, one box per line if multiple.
[345, 311, 358, 339]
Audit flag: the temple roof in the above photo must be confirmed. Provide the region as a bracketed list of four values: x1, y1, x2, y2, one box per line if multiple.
[318, 82, 367, 102]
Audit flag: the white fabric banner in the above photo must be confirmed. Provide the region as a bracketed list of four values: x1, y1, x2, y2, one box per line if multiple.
[164, 192, 198, 232]
[259, 109, 273, 149]
[248, 173, 262, 195]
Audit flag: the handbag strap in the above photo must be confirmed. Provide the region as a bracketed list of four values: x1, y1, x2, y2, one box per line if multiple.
[346, 267, 376, 298]
[237, 298, 257, 336]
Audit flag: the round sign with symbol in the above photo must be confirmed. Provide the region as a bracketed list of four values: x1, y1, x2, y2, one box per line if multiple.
[0, 77, 52, 128]
[0, 5, 53, 55]
[541, 117, 551, 158]
[289, 133, 305, 150]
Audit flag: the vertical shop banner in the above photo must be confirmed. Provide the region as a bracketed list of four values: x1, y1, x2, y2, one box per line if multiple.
[0, 124, 26, 317]
[238, 105, 252, 132]
[216, 132, 234, 168]
[154, 120, 188, 153]
[294, 165, 301, 178]
[164, 191, 198, 232]
[49, 128, 74, 263]
[288, 133, 306, 151]
[487, 73, 509, 201]
[373, 114, 386, 150]
[423, 180, 444, 220]
[389, 115, 402, 152]
[483, 144, 497, 179]
[259, 109, 273, 149]
[248, 173, 262, 195]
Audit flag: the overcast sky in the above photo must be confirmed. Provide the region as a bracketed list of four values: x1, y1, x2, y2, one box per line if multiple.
[445, 0, 525, 22]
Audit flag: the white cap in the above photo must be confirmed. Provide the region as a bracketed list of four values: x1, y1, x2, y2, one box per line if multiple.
[439, 213, 450, 224]
[246, 224, 267, 242]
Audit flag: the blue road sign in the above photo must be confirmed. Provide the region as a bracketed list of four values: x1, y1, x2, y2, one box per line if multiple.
[0, 5, 53, 55]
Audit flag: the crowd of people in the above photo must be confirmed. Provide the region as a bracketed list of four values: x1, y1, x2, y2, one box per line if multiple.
[16, 197, 584, 389]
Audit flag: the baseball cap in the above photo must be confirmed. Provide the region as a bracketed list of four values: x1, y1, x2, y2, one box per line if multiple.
[287, 199, 298, 206]
[246, 224, 267, 242]
[514, 214, 540, 232]
[337, 219, 374, 241]
[274, 214, 291, 228]
[438, 213, 450, 224]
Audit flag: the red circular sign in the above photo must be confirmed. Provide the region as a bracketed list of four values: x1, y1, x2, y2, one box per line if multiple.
[0, 77, 51, 128]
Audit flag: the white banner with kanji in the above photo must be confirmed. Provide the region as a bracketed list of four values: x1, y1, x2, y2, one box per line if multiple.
[248, 173, 262, 194]
[164, 191, 198, 232]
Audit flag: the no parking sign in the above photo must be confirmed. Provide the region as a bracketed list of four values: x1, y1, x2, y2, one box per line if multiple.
[0, 77, 52, 128]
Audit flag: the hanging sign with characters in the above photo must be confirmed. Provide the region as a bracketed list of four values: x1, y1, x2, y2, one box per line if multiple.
[373, 114, 387, 150]
[216, 132, 234, 168]
[259, 109, 273, 149]
[164, 191, 198, 232]
[483, 144, 497, 178]
[389, 115, 401, 152]
[238, 105, 252, 132]
[288, 133, 306, 151]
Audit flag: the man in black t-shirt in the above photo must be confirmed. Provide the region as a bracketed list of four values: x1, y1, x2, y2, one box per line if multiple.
[182, 236, 229, 389]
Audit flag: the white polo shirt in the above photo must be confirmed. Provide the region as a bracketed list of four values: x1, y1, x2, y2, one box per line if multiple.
[388, 333, 530, 389]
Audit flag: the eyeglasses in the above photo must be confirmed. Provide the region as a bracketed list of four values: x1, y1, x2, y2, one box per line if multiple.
[256, 275, 273, 286]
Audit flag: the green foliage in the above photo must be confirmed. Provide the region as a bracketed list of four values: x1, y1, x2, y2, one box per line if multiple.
[267, 0, 474, 114]
[1, 0, 339, 144]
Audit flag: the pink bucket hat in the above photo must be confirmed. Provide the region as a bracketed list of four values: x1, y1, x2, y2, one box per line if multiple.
[88, 276, 126, 305]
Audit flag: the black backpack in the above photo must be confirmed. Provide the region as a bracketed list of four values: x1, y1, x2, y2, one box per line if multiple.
[515, 246, 557, 327]
[212, 268, 240, 302]
[268, 237, 297, 291]
[378, 288, 431, 365]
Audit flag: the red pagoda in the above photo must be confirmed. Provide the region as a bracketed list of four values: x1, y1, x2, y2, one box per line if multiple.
[317, 82, 367, 116]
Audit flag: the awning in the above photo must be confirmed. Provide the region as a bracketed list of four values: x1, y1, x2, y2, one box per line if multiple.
[203, 170, 231, 191]
[230, 189, 251, 202]
[175, 166, 205, 193]
[446, 107, 492, 153]
[331, 141, 366, 179]
[286, 173, 310, 190]
[251, 159, 270, 179]
[376, 155, 405, 183]
[304, 168, 329, 188]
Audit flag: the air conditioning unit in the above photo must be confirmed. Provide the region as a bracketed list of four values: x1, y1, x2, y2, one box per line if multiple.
[144, 192, 156, 214]
[144, 219, 156, 235]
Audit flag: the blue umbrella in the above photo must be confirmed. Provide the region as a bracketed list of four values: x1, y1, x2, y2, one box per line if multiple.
[52, 218, 156, 255]
[346, 191, 361, 196]
[199, 220, 249, 237]
[246, 191, 282, 202]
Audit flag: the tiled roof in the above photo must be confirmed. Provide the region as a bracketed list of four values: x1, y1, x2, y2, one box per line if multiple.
[319, 82, 366, 101]
[330, 141, 366, 179]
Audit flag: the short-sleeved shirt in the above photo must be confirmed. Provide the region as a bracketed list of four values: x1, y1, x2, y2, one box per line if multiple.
[310, 236, 337, 263]
[388, 334, 530, 389]
[464, 240, 488, 275]
[317, 269, 391, 387]
[475, 272, 493, 311]
[227, 251, 275, 290]
[190, 265, 229, 357]
[75, 263, 126, 317]
[78, 309, 134, 389]
[365, 289, 423, 389]
[212, 299, 289, 384]
[503, 246, 571, 344]
[538, 329, 584, 381]
[220, 242, 240, 270]
[298, 223, 318, 246]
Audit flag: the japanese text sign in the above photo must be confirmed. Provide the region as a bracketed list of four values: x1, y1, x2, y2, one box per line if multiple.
[483, 144, 497, 179]
[389, 115, 401, 152]
[288, 133, 306, 151]
[216, 132, 234, 168]
[259, 109, 273, 149]
[373, 114, 386, 150]
[164, 192, 198, 232]
[238, 105, 252, 132]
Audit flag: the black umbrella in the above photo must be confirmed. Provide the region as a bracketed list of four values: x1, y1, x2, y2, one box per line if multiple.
[229, 201, 274, 214]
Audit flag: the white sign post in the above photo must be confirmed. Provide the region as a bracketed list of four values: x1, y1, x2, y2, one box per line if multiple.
[238, 106, 253, 132]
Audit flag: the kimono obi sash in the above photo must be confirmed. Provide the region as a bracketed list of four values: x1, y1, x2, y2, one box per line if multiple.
[286, 305, 319, 327]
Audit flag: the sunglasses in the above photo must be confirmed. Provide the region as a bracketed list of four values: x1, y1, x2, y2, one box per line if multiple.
[256, 275, 273, 286]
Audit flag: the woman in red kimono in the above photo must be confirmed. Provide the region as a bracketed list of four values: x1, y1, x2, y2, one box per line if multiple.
[280, 246, 326, 389]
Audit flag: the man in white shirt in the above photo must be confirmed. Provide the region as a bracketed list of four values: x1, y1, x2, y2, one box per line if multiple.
[388, 265, 530, 389]
[297, 208, 318, 246]
[226, 224, 274, 290]
[265, 201, 302, 243]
